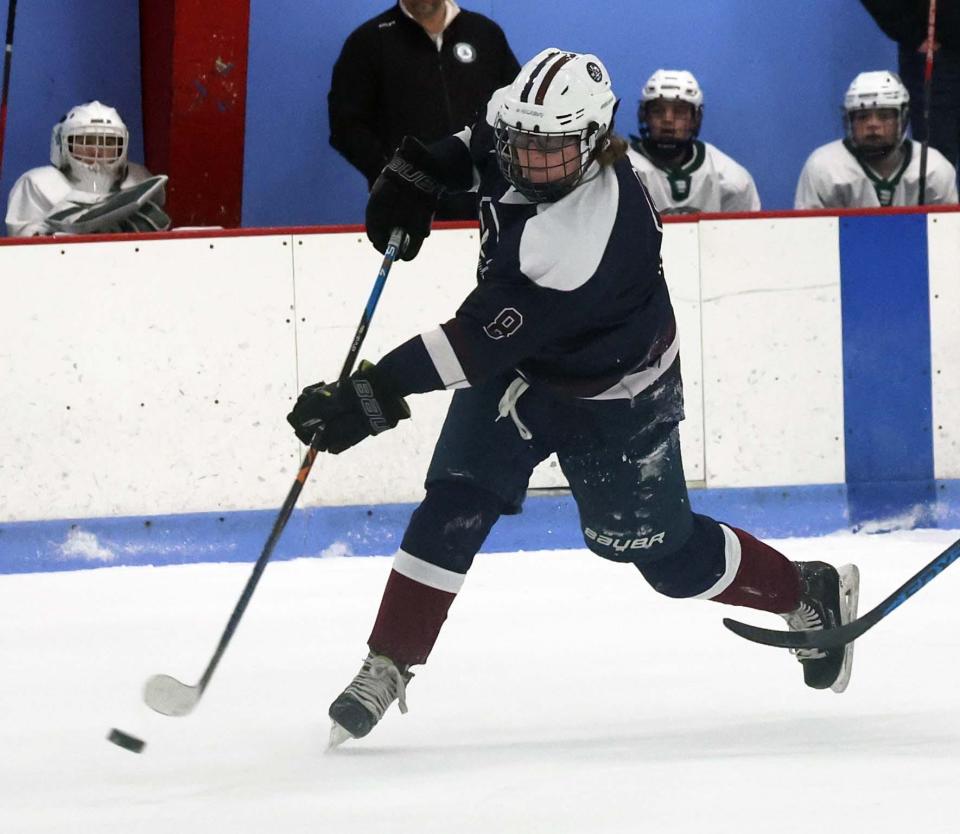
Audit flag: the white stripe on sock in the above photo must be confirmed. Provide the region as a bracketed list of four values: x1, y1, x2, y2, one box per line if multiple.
[693, 523, 743, 600]
[392, 549, 466, 594]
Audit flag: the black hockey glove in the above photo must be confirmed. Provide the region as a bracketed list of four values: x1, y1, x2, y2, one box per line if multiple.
[286, 360, 411, 453]
[366, 136, 444, 261]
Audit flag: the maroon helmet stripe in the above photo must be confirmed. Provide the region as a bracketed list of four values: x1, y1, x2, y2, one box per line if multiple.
[520, 51, 561, 103]
[534, 53, 575, 105]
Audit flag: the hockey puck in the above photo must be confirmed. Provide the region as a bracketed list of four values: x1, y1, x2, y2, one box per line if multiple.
[107, 727, 146, 754]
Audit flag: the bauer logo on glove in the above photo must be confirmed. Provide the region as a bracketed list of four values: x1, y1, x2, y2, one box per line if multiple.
[385, 157, 442, 195]
[366, 136, 446, 260]
[286, 360, 410, 453]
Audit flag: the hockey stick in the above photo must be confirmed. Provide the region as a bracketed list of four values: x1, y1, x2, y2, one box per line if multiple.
[144, 227, 407, 717]
[0, 0, 17, 178]
[723, 534, 960, 650]
[918, 0, 938, 205]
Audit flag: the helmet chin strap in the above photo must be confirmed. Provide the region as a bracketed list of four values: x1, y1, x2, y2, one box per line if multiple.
[852, 141, 899, 162]
[642, 136, 694, 164]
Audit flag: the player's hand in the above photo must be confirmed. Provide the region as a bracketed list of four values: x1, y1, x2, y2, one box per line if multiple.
[366, 137, 444, 261]
[286, 360, 410, 453]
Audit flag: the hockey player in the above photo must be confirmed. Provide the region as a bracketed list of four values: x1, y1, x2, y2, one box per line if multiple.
[626, 69, 760, 214]
[5, 101, 170, 237]
[795, 70, 958, 208]
[286, 49, 859, 747]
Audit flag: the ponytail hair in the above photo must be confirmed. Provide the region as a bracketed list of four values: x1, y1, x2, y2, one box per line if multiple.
[595, 133, 628, 167]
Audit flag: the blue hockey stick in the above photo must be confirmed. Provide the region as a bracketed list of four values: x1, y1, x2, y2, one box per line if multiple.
[724, 535, 960, 650]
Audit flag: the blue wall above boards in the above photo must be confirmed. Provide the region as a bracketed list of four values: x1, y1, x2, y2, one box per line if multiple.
[0, 2, 144, 233]
[241, 0, 895, 226]
[0, 2, 895, 233]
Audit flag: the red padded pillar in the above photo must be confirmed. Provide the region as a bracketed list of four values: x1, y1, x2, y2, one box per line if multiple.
[139, 0, 250, 227]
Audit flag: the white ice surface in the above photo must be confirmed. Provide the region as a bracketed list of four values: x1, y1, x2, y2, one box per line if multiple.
[4, 529, 960, 834]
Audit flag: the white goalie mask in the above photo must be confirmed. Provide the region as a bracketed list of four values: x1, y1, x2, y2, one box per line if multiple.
[50, 101, 129, 193]
[638, 69, 704, 151]
[494, 48, 618, 202]
[843, 71, 910, 157]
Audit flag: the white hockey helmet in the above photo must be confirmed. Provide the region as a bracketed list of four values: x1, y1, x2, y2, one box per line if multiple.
[494, 48, 618, 202]
[843, 71, 910, 152]
[641, 69, 704, 109]
[50, 101, 129, 193]
[638, 69, 704, 146]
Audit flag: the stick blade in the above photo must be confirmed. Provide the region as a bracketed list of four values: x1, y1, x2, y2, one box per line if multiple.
[144, 674, 202, 717]
[723, 617, 821, 648]
[722, 615, 872, 650]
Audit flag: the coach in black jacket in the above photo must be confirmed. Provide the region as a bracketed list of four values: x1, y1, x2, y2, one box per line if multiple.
[860, 0, 960, 170]
[328, 1, 519, 219]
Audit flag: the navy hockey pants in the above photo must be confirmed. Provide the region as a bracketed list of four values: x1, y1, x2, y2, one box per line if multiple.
[402, 359, 730, 599]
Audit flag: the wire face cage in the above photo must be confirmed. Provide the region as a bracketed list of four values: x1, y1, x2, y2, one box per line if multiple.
[66, 130, 125, 164]
[495, 120, 595, 202]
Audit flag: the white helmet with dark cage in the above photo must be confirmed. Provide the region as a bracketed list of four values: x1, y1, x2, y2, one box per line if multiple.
[638, 69, 704, 152]
[50, 101, 129, 193]
[641, 69, 704, 109]
[494, 48, 617, 202]
[843, 71, 910, 158]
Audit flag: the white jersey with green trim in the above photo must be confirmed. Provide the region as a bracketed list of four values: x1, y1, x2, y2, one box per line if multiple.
[626, 139, 761, 214]
[794, 139, 958, 209]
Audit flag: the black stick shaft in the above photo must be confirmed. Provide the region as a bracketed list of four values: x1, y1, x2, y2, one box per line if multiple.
[918, 0, 938, 205]
[0, 0, 18, 178]
[194, 228, 406, 696]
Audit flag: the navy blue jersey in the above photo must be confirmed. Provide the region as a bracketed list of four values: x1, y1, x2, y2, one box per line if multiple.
[378, 105, 678, 401]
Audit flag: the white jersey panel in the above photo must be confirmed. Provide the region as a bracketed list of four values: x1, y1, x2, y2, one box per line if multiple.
[626, 140, 760, 214]
[794, 139, 958, 209]
[6, 163, 156, 237]
[518, 162, 618, 291]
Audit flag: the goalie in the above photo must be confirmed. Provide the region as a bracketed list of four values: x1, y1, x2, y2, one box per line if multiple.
[5, 101, 171, 237]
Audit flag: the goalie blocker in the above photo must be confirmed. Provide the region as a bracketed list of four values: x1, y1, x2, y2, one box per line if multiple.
[45, 175, 171, 234]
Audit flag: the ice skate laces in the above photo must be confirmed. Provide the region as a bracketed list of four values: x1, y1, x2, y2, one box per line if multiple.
[781, 602, 827, 661]
[497, 377, 532, 440]
[342, 654, 410, 718]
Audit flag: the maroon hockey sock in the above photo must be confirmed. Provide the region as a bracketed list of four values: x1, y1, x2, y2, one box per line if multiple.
[710, 527, 801, 613]
[367, 569, 457, 667]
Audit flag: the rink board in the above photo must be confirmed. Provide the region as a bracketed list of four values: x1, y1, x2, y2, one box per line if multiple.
[0, 208, 957, 571]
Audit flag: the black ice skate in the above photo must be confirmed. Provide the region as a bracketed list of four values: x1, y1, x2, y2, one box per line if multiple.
[328, 653, 413, 749]
[781, 561, 860, 693]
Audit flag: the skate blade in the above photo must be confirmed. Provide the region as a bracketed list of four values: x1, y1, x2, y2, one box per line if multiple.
[831, 563, 861, 694]
[326, 721, 353, 751]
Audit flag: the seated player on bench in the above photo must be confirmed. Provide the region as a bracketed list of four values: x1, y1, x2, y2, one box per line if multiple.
[5, 100, 170, 237]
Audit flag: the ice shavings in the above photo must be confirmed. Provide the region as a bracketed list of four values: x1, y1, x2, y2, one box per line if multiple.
[58, 528, 116, 562]
[852, 504, 928, 534]
[311, 541, 354, 559]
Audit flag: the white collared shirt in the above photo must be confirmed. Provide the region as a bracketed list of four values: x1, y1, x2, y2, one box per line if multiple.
[399, 0, 461, 49]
